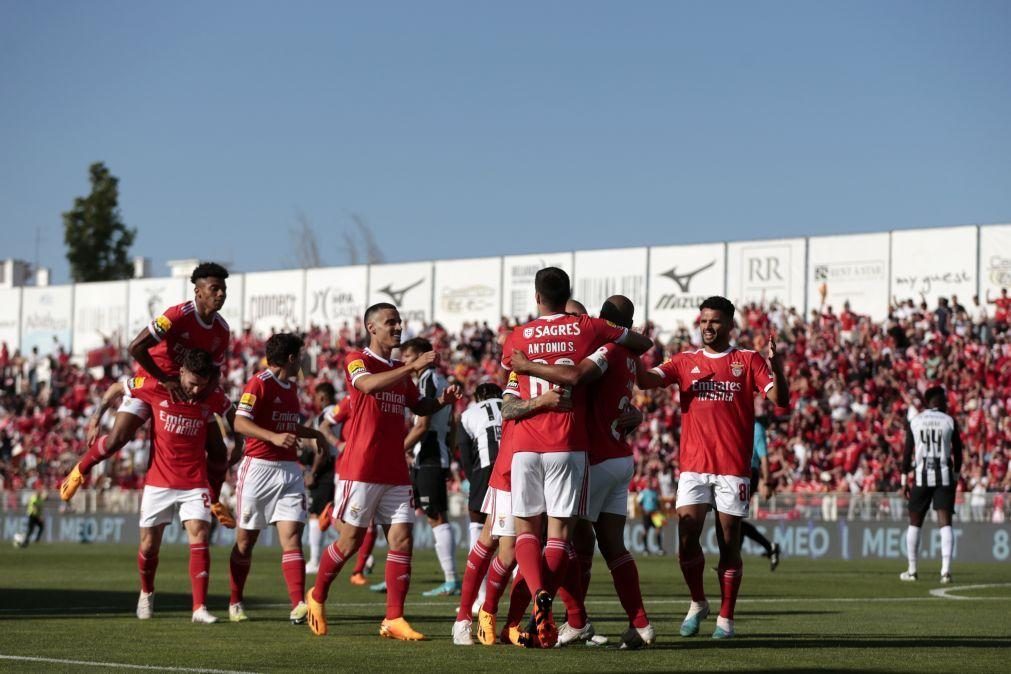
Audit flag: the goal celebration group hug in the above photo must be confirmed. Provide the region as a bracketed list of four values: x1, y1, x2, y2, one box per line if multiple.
[58, 261, 791, 648]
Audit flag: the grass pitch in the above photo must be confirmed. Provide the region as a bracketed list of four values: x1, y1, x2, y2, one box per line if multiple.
[1, 542, 1009, 672]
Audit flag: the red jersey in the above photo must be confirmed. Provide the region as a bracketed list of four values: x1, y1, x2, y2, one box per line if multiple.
[340, 348, 420, 485]
[143, 301, 230, 378]
[651, 347, 774, 477]
[994, 297, 1010, 322]
[502, 314, 629, 452]
[585, 343, 637, 465]
[235, 370, 302, 462]
[125, 376, 231, 490]
[325, 398, 352, 473]
[489, 418, 515, 491]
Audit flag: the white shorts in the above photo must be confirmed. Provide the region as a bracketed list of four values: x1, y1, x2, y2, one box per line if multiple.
[235, 457, 307, 530]
[139, 485, 211, 528]
[480, 486, 516, 538]
[117, 394, 152, 422]
[584, 456, 634, 522]
[675, 471, 750, 517]
[511, 451, 588, 518]
[334, 480, 415, 528]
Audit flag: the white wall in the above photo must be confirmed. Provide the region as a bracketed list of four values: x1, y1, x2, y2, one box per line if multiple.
[573, 247, 648, 314]
[501, 252, 573, 321]
[891, 226, 977, 306]
[727, 238, 806, 309]
[806, 232, 890, 319]
[434, 257, 502, 331]
[304, 265, 369, 331]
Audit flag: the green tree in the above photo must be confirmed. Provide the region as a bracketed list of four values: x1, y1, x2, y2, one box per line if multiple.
[63, 162, 137, 282]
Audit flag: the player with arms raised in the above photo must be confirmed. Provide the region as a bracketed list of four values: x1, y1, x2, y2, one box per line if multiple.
[305, 303, 460, 640]
[62, 263, 235, 527]
[128, 349, 232, 624]
[501, 268, 652, 648]
[638, 296, 788, 640]
[227, 333, 331, 625]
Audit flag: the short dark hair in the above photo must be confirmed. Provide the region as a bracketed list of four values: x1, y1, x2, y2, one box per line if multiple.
[364, 302, 397, 327]
[534, 267, 571, 309]
[265, 332, 304, 366]
[400, 337, 433, 354]
[700, 296, 735, 320]
[314, 382, 336, 399]
[475, 382, 503, 402]
[181, 348, 217, 379]
[924, 386, 946, 408]
[191, 262, 229, 284]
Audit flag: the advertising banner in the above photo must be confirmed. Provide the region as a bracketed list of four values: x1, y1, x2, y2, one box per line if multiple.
[979, 224, 1011, 301]
[0, 288, 21, 351]
[433, 257, 502, 331]
[218, 273, 243, 332]
[244, 270, 305, 337]
[727, 238, 806, 309]
[890, 226, 976, 305]
[501, 252, 574, 321]
[304, 266, 368, 331]
[72, 281, 130, 355]
[127, 278, 188, 337]
[367, 262, 433, 327]
[807, 233, 890, 319]
[647, 243, 726, 330]
[573, 247, 648, 315]
[21, 285, 73, 355]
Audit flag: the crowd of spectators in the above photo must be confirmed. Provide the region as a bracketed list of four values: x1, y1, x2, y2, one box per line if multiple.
[1, 291, 1009, 510]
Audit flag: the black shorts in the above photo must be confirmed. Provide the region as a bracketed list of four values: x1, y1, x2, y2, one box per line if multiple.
[468, 466, 493, 514]
[412, 465, 449, 518]
[308, 479, 335, 516]
[909, 485, 956, 516]
[750, 468, 760, 497]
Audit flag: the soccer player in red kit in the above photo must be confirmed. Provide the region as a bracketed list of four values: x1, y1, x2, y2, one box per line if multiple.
[128, 349, 232, 624]
[306, 302, 460, 640]
[62, 263, 236, 527]
[638, 295, 788, 640]
[501, 268, 652, 648]
[227, 333, 332, 625]
[510, 295, 653, 649]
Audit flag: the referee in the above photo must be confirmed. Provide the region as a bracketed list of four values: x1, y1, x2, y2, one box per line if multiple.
[901, 386, 963, 584]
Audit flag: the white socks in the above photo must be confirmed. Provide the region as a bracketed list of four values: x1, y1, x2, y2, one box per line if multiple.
[906, 525, 921, 574]
[308, 518, 322, 566]
[940, 525, 953, 575]
[433, 523, 457, 583]
[469, 522, 483, 552]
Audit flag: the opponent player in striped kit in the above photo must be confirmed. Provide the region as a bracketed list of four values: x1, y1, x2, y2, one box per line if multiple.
[228, 333, 332, 625]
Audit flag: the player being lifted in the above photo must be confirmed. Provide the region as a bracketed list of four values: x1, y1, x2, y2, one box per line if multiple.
[228, 333, 332, 625]
[501, 268, 652, 648]
[62, 263, 236, 527]
[401, 337, 460, 596]
[127, 349, 232, 624]
[900, 386, 963, 584]
[638, 296, 788, 640]
[510, 295, 654, 649]
[305, 303, 460, 640]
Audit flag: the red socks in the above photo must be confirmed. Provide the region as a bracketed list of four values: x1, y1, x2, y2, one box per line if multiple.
[229, 547, 252, 603]
[717, 563, 743, 620]
[542, 538, 569, 595]
[138, 549, 158, 594]
[481, 556, 515, 615]
[313, 543, 348, 602]
[353, 526, 377, 574]
[79, 435, 113, 474]
[189, 543, 210, 611]
[608, 552, 649, 629]
[679, 550, 707, 603]
[384, 550, 412, 620]
[514, 533, 545, 594]
[457, 541, 493, 621]
[505, 571, 532, 627]
[281, 549, 305, 608]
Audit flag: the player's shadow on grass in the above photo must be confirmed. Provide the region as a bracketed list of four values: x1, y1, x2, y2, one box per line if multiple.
[650, 635, 1011, 650]
[0, 588, 195, 618]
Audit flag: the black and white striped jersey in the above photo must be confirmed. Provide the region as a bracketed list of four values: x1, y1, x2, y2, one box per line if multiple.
[903, 408, 963, 488]
[412, 368, 452, 468]
[458, 398, 503, 474]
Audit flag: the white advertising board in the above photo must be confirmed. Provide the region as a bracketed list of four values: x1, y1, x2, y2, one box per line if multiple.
[647, 243, 725, 329]
[0, 289, 21, 351]
[573, 247, 648, 315]
[501, 252, 574, 321]
[73, 281, 129, 354]
[244, 270, 305, 337]
[807, 233, 890, 319]
[727, 238, 806, 309]
[304, 266, 369, 331]
[367, 262, 433, 327]
[433, 257, 502, 332]
[127, 278, 188, 337]
[218, 273, 243, 332]
[21, 285, 73, 355]
[890, 226, 976, 305]
[980, 224, 1011, 300]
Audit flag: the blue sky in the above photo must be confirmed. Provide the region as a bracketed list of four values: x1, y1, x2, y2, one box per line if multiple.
[1, 1, 1009, 283]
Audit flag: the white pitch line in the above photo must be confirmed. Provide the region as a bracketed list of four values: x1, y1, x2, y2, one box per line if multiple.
[0, 654, 257, 674]
[928, 582, 1011, 600]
